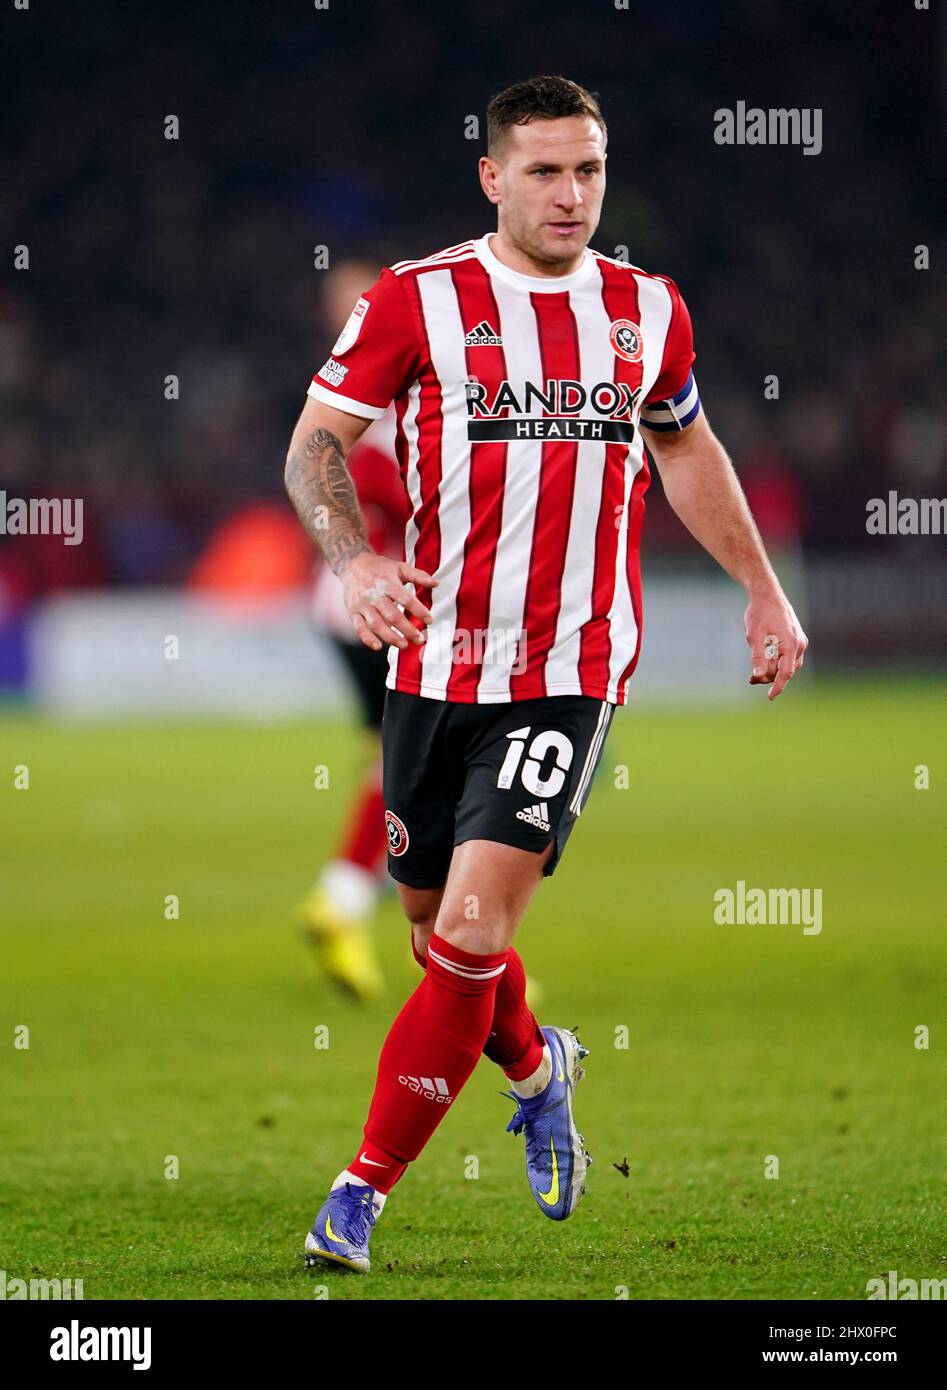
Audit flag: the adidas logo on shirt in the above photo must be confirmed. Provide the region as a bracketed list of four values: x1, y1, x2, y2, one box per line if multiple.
[398, 1074, 453, 1104]
[516, 802, 551, 832]
[464, 320, 503, 347]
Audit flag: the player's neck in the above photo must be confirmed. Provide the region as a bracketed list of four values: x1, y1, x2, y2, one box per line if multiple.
[487, 231, 585, 280]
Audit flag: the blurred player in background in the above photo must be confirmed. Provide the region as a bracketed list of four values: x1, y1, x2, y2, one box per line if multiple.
[295, 261, 409, 1001]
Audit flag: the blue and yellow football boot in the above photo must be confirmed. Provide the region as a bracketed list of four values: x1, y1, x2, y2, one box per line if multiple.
[503, 1026, 591, 1221]
[303, 1182, 377, 1274]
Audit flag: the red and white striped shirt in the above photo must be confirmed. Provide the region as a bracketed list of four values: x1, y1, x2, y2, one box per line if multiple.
[307, 233, 700, 705]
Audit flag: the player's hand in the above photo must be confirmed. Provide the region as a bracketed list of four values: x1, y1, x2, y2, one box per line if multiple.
[341, 551, 439, 652]
[744, 588, 808, 700]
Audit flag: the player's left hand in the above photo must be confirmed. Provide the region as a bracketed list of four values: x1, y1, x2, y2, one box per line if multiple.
[744, 590, 808, 700]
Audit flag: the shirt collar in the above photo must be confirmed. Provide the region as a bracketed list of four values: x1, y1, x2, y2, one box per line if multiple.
[474, 233, 598, 293]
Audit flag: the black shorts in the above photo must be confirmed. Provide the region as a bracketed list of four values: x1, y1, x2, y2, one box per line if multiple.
[330, 636, 388, 730]
[382, 688, 616, 887]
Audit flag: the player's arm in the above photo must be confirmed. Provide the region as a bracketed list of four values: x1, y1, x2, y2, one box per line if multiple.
[646, 410, 807, 700]
[284, 395, 436, 652]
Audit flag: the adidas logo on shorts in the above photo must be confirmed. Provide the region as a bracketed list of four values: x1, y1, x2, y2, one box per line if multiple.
[463, 319, 503, 347]
[516, 801, 551, 832]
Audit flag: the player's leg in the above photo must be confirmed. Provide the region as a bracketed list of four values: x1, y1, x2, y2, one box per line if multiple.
[401, 881, 546, 1082]
[297, 639, 389, 1000]
[449, 696, 617, 1220]
[355, 837, 554, 1179]
[303, 837, 551, 1274]
[437, 840, 589, 1224]
[302, 694, 610, 1269]
[303, 690, 460, 1272]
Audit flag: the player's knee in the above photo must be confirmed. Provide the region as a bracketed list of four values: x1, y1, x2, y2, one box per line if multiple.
[432, 912, 514, 956]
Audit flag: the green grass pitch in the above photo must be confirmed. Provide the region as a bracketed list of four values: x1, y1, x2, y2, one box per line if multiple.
[1, 678, 944, 1300]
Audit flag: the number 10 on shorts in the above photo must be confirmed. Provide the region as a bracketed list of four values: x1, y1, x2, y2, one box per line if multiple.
[497, 726, 575, 797]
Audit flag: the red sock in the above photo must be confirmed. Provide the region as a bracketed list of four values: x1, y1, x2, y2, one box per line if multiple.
[482, 945, 546, 1080]
[409, 932, 545, 1082]
[336, 778, 387, 874]
[345, 1139, 408, 1193]
[346, 933, 508, 1193]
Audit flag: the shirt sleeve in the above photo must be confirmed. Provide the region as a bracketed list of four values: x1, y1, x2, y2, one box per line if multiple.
[307, 268, 424, 419]
[639, 278, 701, 433]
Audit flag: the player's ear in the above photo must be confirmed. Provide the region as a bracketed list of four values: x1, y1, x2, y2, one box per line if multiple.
[478, 155, 502, 204]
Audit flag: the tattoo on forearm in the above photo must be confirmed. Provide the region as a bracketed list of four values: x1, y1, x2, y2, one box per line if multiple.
[285, 428, 371, 575]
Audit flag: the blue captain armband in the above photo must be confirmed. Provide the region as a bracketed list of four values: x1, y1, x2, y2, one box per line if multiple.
[639, 370, 701, 432]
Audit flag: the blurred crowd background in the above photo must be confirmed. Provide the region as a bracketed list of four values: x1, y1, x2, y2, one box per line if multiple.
[2, 0, 945, 668]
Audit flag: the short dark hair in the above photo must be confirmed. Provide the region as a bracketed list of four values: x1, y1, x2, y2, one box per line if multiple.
[486, 75, 606, 156]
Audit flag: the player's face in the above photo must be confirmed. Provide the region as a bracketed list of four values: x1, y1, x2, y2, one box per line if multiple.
[482, 116, 606, 269]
